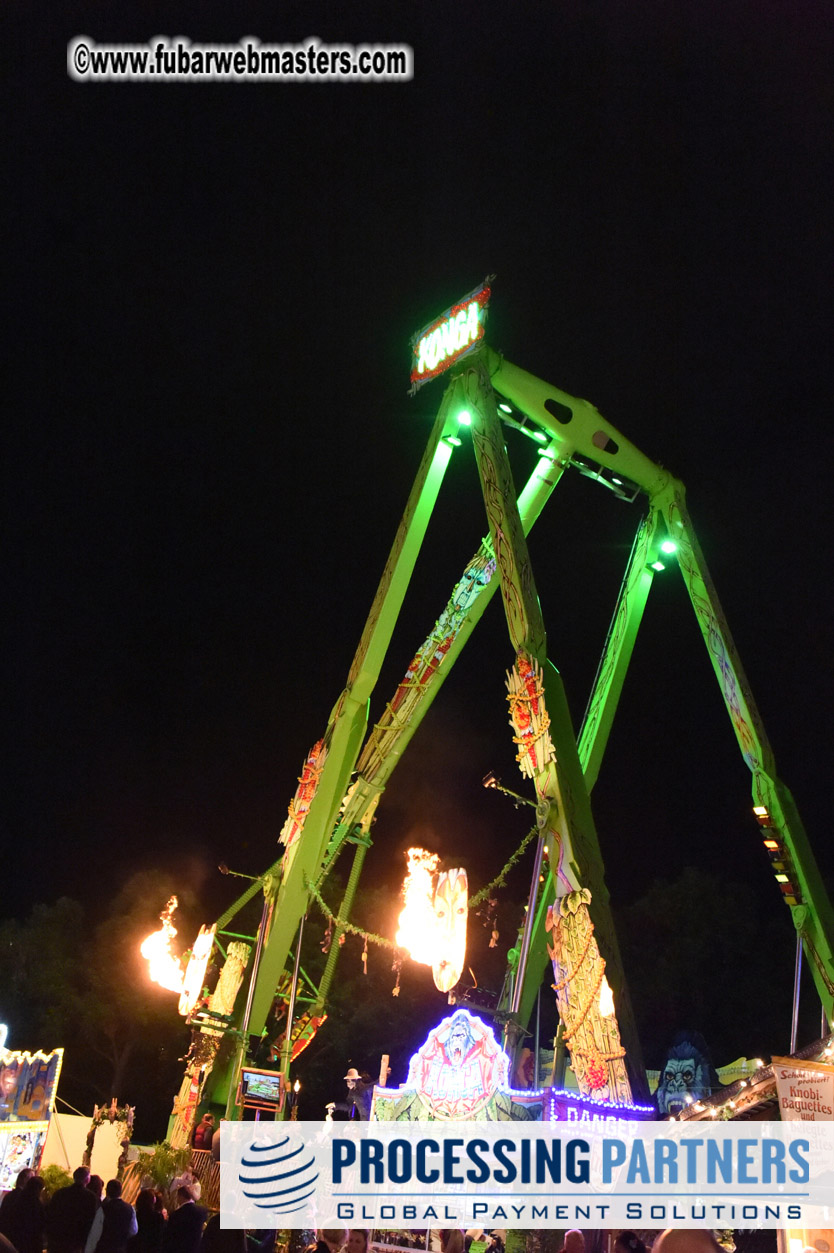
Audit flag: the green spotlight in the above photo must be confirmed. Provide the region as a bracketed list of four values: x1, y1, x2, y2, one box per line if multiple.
[445, 435, 462, 447]
[650, 559, 666, 572]
[660, 540, 678, 554]
[532, 430, 548, 443]
[498, 402, 512, 414]
[458, 410, 472, 426]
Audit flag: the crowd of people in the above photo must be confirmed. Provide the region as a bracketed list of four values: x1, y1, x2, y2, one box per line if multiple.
[0, 1165, 223, 1253]
[0, 1172, 777, 1253]
[307, 1230, 731, 1253]
[0, 1166, 377, 1253]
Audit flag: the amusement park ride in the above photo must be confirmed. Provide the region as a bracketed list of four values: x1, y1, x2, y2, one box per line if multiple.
[163, 282, 834, 1141]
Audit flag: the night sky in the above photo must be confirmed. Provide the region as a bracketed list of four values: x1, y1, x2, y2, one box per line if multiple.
[6, 0, 833, 1074]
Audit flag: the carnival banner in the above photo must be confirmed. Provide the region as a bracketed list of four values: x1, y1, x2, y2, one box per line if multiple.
[0, 1049, 63, 1125]
[772, 1056, 834, 1121]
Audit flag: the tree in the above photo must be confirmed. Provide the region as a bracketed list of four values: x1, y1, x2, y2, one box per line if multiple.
[614, 865, 817, 1069]
[0, 872, 193, 1138]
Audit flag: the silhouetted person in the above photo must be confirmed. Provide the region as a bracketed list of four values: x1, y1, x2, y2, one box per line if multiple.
[0, 1170, 41, 1253]
[199, 1214, 245, 1253]
[96, 1181, 137, 1253]
[46, 1167, 100, 1253]
[128, 1191, 165, 1253]
[162, 1189, 206, 1253]
[1, 1169, 35, 1204]
[0, 1169, 34, 1236]
[11, 1175, 46, 1253]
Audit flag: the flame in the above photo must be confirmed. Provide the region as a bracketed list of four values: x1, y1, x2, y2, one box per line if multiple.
[395, 848, 440, 966]
[140, 897, 185, 993]
[598, 973, 615, 1017]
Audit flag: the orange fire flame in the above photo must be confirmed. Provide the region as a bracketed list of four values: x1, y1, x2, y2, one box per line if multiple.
[598, 973, 615, 1017]
[140, 897, 185, 993]
[395, 848, 440, 966]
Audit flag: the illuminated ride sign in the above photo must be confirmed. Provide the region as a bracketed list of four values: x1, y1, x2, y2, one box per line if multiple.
[409, 280, 492, 393]
[371, 1008, 541, 1121]
[0, 1046, 64, 1189]
[545, 1086, 655, 1124]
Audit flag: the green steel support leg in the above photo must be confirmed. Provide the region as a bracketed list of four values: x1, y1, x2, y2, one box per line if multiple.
[578, 509, 662, 789]
[515, 510, 662, 1093]
[658, 481, 834, 1027]
[462, 351, 649, 1100]
[241, 381, 460, 1051]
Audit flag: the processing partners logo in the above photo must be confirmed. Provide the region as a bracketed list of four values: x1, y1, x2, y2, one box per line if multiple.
[238, 1133, 319, 1217]
[220, 1120, 834, 1230]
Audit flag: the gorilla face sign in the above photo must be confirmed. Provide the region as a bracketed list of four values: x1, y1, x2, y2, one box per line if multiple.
[655, 1039, 715, 1115]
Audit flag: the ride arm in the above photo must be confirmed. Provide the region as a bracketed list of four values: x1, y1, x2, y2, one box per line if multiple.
[484, 347, 672, 499]
[462, 355, 648, 1100]
[488, 346, 834, 1027]
[654, 479, 834, 1026]
[313, 395, 569, 1005]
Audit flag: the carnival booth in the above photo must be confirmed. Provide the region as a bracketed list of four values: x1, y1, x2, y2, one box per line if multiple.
[0, 1037, 63, 1190]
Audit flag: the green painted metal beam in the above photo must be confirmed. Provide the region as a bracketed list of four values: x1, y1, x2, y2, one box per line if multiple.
[206, 426, 567, 1047]
[578, 509, 662, 790]
[656, 480, 834, 1025]
[243, 384, 460, 1043]
[462, 352, 649, 1100]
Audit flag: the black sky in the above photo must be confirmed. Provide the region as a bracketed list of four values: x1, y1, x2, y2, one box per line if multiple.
[5, 0, 833, 1059]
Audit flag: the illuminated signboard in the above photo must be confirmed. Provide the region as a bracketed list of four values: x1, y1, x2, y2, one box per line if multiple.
[545, 1085, 655, 1123]
[372, 1008, 541, 1121]
[0, 1048, 63, 1125]
[409, 280, 492, 393]
[406, 1008, 507, 1117]
[0, 1047, 63, 1189]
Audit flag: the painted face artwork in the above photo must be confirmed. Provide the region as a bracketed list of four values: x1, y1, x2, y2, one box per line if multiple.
[178, 924, 216, 1016]
[432, 868, 468, 992]
[655, 1038, 715, 1115]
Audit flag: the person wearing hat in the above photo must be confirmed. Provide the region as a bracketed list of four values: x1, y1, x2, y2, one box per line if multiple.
[329, 1067, 373, 1120]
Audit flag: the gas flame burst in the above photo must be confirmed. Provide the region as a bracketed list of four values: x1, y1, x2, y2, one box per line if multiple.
[395, 848, 440, 966]
[598, 973, 615, 1017]
[140, 897, 185, 992]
